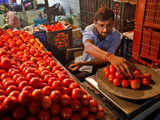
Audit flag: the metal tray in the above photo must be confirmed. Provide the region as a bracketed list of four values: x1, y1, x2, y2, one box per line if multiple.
[96, 64, 160, 100]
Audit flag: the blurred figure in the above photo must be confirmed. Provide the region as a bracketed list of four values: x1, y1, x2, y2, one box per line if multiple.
[4, 5, 21, 30]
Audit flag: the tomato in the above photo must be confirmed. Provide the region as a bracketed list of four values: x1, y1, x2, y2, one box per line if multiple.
[42, 96, 52, 109]
[81, 95, 90, 106]
[51, 116, 60, 120]
[52, 81, 62, 90]
[89, 99, 98, 113]
[71, 99, 81, 111]
[19, 90, 32, 104]
[25, 73, 36, 81]
[22, 86, 34, 93]
[87, 114, 96, 120]
[0, 95, 6, 103]
[62, 78, 74, 87]
[50, 90, 61, 103]
[42, 86, 52, 96]
[32, 89, 43, 101]
[133, 69, 141, 78]
[12, 74, 21, 80]
[108, 74, 114, 82]
[26, 116, 37, 120]
[104, 67, 110, 77]
[61, 107, 72, 119]
[141, 73, 151, 79]
[142, 78, 150, 86]
[29, 77, 41, 88]
[28, 101, 41, 115]
[51, 104, 61, 115]
[80, 107, 89, 118]
[71, 113, 81, 120]
[13, 107, 27, 119]
[0, 56, 11, 70]
[61, 94, 71, 106]
[3, 96, 17, 111]
[8, 90, 20, 98]
[130, 79, 141, 89]
[18, 81, 28, 90]
[1, 73, 9, 80]
[62, 87, 71, 95]
[2, 116, 12, 120]
[44, 74, 53, 82]
[72, 88, 82, 99]
[6, 85, 18, 94]
[121, 80, 129, 88]
[109, 64, 116, 73]
[39, 110, 50, 120]
[69, 82, 80, 90]
[113, 78, 121, 86]
[48, 77, 56, 86]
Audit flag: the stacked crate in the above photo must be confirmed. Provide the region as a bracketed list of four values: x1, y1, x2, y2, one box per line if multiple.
[132, 0, 160, 67]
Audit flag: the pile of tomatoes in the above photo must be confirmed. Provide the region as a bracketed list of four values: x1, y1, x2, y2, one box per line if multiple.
[41, 22, 64, 32]
[104, 64, 152, 89]
[0, 29, 105, 120]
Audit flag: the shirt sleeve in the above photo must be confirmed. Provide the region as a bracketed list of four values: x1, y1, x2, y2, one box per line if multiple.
[82, 30, 95, 44]
[107, 32, 122, 54]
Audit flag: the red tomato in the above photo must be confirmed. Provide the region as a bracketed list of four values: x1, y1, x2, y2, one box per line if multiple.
[0, 95, 6, 103]
[13, 107, 27, 119]
[87, 114, 96, 120]
[81, 95, 90, 106]
[130, 79, 141, 89]
[42, 86, 52, 96]
[80, 107, 89, 118]
[3, 96, 17, 111]
[62, 78, 74, 87]
[32, 89, 43, 101]
[109, 64, 116, 73]
[142, 78, 150, 86]
[29, 77, 41, 88]
[19, 90, 32, 104]
[104, 67, 110, 77]
[121, 80, 129, 88]
[28, 101, 41, 115]
[39, 110, 50, 120]
[22, 86, 34, 93]
[18, 81, 28, 90]
[113, 78, 121, 86]
[72, 88, 82, 99]
[44, 74, 53, 82]
[52, 81, 61, 90]
[51, 116, 60, 120]
[69, 82, 80, 90]
[25, 73, 36, 81]
[62, 87, 71, 95]
[71, 113, 81, 120]
[26, 116, 37, 120]
[6, 85, 17, 94]
[71, 99, 81, 111]
[108, 74, 115, 82]
[48, 77, 56, 86]
[51, 104, 61, 115]
[42, 96, 52, 109]
[50, 90, 61, 103]
[61, 94, 71, 106]
[8, 90, 20, 98]
[61, 107, 72, 119]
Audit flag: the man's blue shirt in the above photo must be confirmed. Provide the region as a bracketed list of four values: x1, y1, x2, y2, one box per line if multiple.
[81, 24, 121, 62]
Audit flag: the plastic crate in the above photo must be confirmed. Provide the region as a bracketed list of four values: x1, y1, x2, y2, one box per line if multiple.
[33, 31, 49, 50]
[46, 29, 72, 64]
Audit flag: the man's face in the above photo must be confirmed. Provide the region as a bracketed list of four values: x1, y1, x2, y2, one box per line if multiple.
[94, 18, 113, 37]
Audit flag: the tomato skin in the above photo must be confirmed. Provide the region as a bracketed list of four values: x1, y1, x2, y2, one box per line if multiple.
[51, 104, 61, 115]
[142, 78, 150, 86]
[61, 107, 72, 119]
[113, 78, 121, 86]
[108, 74, 115, 82]
[61, 94, 71, 106]
[50, 90, 61, 103]
[72, 88, 82, 99]
[130, 79, 141, 89]
[121, 80, 129, 88]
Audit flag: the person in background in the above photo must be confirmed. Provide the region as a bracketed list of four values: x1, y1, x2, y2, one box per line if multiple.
[68, 7, 134, 81]
[4, 5, 21, 30]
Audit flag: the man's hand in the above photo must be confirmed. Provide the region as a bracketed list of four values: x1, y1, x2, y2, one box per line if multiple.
[108, 55, 135, 77]
[68, 62, 82, 72]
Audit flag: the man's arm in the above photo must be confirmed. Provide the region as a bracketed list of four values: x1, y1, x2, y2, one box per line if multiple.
[84, 40, 133, 77]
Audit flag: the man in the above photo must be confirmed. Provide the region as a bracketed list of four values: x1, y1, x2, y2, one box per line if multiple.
[4, 5, 21, 30]
[68, 7, 133, 81]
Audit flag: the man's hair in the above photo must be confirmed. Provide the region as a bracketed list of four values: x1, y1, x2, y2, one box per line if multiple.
[94, 7, 114, 21]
